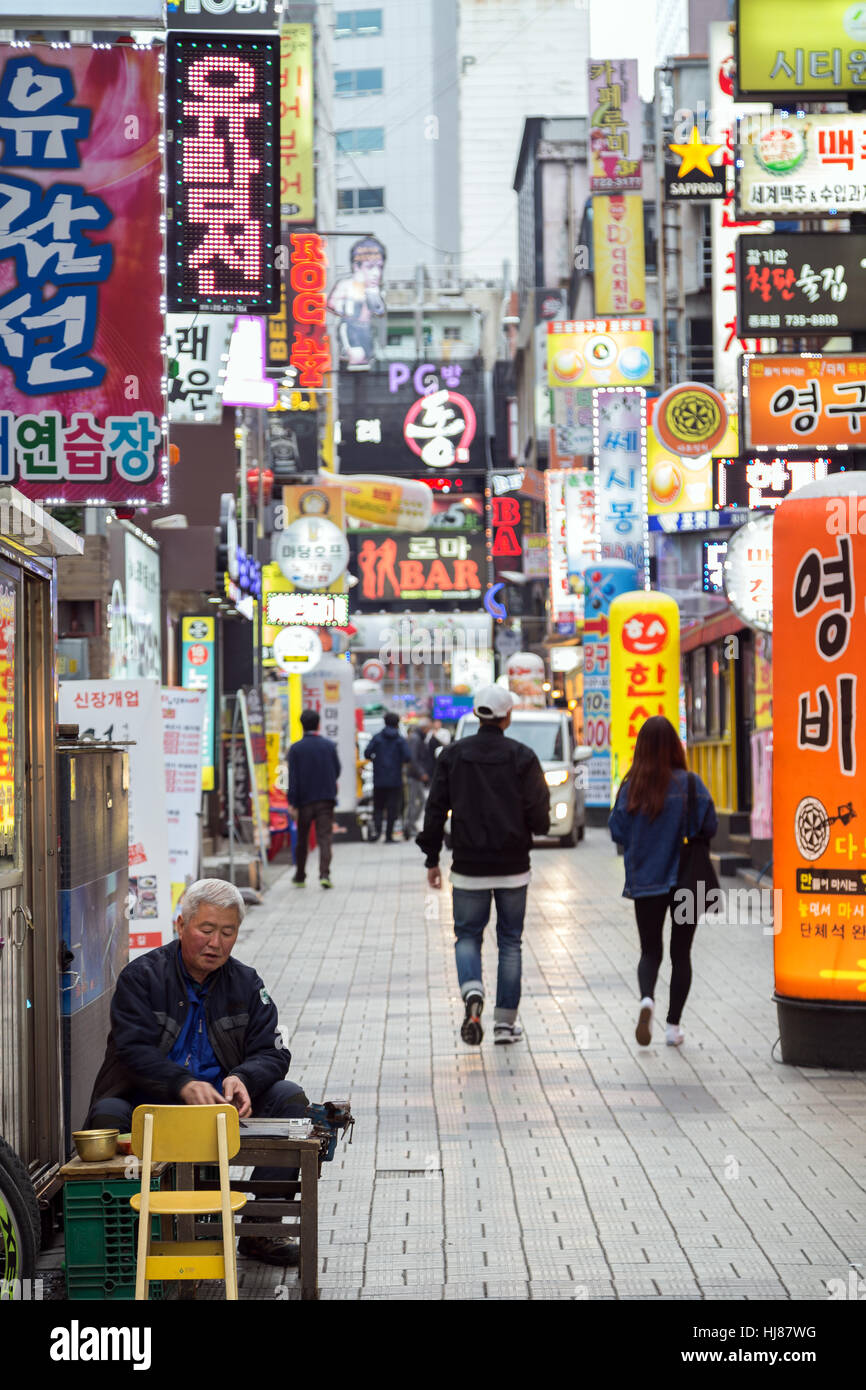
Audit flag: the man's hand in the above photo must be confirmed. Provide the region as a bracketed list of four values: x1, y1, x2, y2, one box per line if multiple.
[427, 866, 442, 890]
[287, 804, 296, 817]
[223, 1075, 252, 1118]
[179, 1079, 224, 1106]
[422, 774, 430, 785]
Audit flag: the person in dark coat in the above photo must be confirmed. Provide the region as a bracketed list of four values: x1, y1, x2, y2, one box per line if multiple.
[364, 711, 411, 842]
[405, 714, 441, 837]
[609, 715, 718, 1049]
[85, 878, 309, 1266]
[287, 707, 341, 887]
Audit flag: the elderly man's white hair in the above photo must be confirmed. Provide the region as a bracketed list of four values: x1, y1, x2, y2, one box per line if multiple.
[177, 878, 246, 925]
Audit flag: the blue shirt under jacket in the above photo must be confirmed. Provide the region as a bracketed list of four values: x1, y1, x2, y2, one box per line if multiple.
[608, 768, 718, 899]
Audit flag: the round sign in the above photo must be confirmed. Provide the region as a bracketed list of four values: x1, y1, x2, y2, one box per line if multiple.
[505, 651, 545, 677]
[653, 382, 729, 458]
[361, 659, 385, 683]
[272, 626, 323, 675]
[186, 643, 210, 667]
[723, 513, 773, 633]
[273, 517, 349, 590]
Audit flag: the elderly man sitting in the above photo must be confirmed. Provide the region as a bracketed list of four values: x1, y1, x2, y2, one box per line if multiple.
[86, 878, 308, 1266]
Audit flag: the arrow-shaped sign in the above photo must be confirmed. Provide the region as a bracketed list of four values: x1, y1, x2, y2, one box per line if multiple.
[584, 615, 609, 636]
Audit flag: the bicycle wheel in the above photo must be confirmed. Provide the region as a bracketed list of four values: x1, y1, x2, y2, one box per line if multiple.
[0, 1137, 39, 1294]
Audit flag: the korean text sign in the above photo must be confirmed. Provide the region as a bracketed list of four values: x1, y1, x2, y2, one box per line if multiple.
[181, 615, 216, 791]
[167, 34, 280, 315]
[0, 44, 165, 504]
[609, 591, 680, 804]
[352, 530, 485, 609]
[736, 233, 866, 335]
[161, 687, 205, 912]
[737, 114, 866, 217]
[279, 24, 314, 222]
[546, 468, 596, 622]
[588, 59, 642, 193]
[592, 195, 646, 316]
[166, 313, 233, 424]
[547, 320, 654, 390]
[736, 0, 866, 99]
[773, 490, 866, 1001]
[580, 560, 638, 809]
[594, 388, 649, 587]
[745, 354, 866, 450]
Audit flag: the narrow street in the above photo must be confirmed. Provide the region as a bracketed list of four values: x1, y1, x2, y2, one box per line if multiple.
[223, 833, 866, 1300]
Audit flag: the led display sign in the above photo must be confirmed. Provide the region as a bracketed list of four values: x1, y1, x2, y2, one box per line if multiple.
[167, 34, 280, 315]
[713, 455, 838, 510]
[266, 591, 350, 627]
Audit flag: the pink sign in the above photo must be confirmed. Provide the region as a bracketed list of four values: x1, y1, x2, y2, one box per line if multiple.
[0, 44, 165, 503]
[588, 59, 642, 193]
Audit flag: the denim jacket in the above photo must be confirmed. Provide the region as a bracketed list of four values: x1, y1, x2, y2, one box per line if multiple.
[608, 768, 718, 899]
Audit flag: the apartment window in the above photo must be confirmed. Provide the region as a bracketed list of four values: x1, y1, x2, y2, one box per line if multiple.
[335, 68, 383, 97]
[338, 187, 385, 212]
[336, 10, 383, 37]
[442, 327, 462, 340]
[336, 127, 385, 154]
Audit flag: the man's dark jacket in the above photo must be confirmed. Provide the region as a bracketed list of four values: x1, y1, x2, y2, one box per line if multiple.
[416, 723, 550, 876]
[407, 729, 440, 781]
[365, 726, 410, 788]
[89, 941, 291, 1108]
[287, 731, 340, 807]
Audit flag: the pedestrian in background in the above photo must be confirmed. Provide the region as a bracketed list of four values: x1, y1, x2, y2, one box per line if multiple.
[405, 714, 441, 837]
[609, 715, 717, 1048]
[287, 708, 341, 888]
[365, 711, 411, 842]
[417, 686, 550, 1046]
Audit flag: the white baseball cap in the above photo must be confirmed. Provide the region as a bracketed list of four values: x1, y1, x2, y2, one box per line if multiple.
[473, 685, 515, 720]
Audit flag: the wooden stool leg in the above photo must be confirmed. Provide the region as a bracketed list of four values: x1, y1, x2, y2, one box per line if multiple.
[299, 1148, 318, 1300]
[176, 1163, 196, 1300]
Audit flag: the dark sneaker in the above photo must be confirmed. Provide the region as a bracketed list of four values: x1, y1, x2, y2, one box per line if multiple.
[320, 877, 332, 889]
[238, 1233, 300, 1267]
[493, 1022, 523, 1045]
[460, 992, 484, 1045]
[292, 875, 306, 886]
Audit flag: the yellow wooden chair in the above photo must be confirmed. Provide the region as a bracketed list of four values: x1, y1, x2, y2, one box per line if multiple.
[129, 1104, 247, 1301]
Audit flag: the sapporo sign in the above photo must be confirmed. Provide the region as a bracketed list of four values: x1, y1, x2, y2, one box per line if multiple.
[737, 233, 866, 335]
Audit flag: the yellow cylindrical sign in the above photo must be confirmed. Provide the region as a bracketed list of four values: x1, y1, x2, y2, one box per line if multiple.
[609, 591, 680, 803]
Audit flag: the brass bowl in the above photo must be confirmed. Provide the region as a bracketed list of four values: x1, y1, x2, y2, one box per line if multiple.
[72, 1129, 119, 1162]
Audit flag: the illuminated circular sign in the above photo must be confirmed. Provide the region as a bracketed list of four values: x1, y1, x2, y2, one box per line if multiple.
[272, 626, 323, 675]
[273, 516, 349, 590]
[653, 382, 729, 457]
[403, 390, 477, 468]
[723, 512, 773, 633]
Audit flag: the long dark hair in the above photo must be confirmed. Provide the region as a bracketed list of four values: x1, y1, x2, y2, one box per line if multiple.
[624, 715, 687, 820]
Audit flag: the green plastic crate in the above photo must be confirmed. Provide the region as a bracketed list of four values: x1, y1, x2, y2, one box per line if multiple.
[63, 1177, 166, 1301]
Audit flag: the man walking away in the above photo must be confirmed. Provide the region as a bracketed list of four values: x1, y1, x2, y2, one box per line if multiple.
[365, 711, 411, 842]
[287, 708, 340, 888]
[405, 714, 440, 837]
[417, 686, 550, 1045]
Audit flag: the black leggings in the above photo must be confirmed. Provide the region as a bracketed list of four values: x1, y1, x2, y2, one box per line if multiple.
[634, 892, 698, 1025]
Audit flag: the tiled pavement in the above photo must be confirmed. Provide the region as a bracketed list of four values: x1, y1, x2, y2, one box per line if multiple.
[228, 829, 866, 1301]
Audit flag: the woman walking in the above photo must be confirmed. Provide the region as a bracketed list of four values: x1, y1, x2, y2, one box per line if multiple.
[609, 716, 717, 1048]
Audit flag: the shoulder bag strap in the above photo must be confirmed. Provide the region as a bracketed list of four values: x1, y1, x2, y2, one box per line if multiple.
[686, 770, 697, 841]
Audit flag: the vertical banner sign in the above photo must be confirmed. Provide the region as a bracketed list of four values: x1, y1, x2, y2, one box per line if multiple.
[161, 687, 205, 911]
[0, 578, 15, 859]
[301, 655, 357, 813]
[181, 615, 216, 791]
[0, 44, 165, 505]
[59, 680, 172, 961]
[592, 195, 647, 315]
[608, 591, 680, 804]
[774, 489, 866, 1005]
[167, 34, 280, 315]
[709, 22, 772, 396]
[580, 560, 638, 808]
[166, 313, 234, 424]
[594, 388, 649, 587]
[289, 230, 332, 387]
[280, 23, 314, 220]
[238, 686, 269, 863]
[546, 468, 597, 623]
[588, 58, 642, 192]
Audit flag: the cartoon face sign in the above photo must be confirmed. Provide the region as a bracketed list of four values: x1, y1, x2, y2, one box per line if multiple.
[621, 612, 670, 655]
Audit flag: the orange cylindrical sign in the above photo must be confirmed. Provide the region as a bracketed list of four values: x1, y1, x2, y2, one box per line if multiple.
[609, 591, 680, 803]
[774, 486, 866, 1002]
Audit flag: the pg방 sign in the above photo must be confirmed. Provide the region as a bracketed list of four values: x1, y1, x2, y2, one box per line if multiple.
[0, 44, 165, 504]
[735, 0, 866, 99]
[737, 113, 866, 217]
[744, 354, 866, 450]
[167, 34, 280, 315]
[736, 233, 866, 335]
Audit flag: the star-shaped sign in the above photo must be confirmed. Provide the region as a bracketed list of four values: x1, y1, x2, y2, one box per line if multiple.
[669, 127, 721, 178]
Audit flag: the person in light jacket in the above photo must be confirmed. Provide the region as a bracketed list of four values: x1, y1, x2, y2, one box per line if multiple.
[609, 716, 717, 1049]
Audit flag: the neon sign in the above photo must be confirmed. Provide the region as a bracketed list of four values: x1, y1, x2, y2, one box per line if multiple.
[167, 34, 280, 314]
[289, 230, 332, 388]
[403, 391, 476, 468]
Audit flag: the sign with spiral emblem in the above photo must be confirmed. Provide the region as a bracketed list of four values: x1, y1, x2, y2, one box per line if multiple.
[651, 381, 729, 458]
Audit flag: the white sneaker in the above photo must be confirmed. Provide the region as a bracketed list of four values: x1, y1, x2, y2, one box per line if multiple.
[635, 997, 654, 1046]
[666, 1024, 685, 1047]
[494, 1021, 523, 1045]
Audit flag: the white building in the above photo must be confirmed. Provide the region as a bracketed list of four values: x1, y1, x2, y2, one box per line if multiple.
[655, 0, 689, 66]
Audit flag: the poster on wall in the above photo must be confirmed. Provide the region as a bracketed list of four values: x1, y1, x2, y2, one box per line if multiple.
[161, 688, 205, 912]
[59, 679, 172, 961]
[0, 44, 166, 504]
[549, 387, 594, 463]
[588, 58, 642, 192]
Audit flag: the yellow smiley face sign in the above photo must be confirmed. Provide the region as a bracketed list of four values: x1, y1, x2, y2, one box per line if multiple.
[652, 381, 729, 458]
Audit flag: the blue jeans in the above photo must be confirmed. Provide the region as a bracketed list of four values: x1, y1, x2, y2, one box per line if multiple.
[452, 885, 527, 1019]
[87, 1079, 310, 1192]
